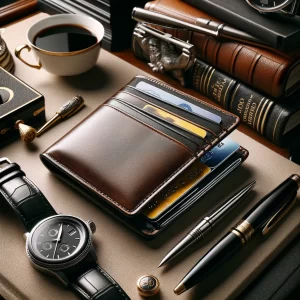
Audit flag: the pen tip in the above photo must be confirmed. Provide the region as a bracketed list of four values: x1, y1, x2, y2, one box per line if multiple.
[174, 282, 186, 295]
[158, 259, 166, 268]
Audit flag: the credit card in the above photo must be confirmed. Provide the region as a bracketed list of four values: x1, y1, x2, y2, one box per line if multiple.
[143, 104, 207, 138]
[135, 81, 222, 125]
[200, 139, 240, 170]
[143, 161, 211, 220]
[142, 137, 240, 220]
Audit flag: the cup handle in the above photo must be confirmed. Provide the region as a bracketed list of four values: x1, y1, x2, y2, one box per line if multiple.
[15, 44, 42, 70]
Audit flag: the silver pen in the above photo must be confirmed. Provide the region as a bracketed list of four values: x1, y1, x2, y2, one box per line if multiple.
[159, 181, 256, 267]
[132, 8, 270, 50]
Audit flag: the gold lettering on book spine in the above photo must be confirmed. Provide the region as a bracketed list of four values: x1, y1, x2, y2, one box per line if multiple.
[260, 101, 274, 134]
[202, 66, 212, 94]
[230, 84, 241, 112]
[206, 69, 215, 95]
[256, 98, 269, 132]
[223, 79, 234, 106]
[253, 97, 264, 130]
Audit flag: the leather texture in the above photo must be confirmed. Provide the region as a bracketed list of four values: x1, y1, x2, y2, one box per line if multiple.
[41, 146, 248, 237]
[0, 160, 129, 300]
[133, 27, 300, 147]
[0, 161, 56, 231]
[72, 266, 129, 300]
[145, 0, 300, 99]
[40, 75, 240, 217]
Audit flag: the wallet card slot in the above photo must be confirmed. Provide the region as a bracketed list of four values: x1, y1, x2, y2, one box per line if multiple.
[105, 100, 204, 155]
[125, 75, 240, 135]
[113, 91, 216, 142]
[123, 87, 222, 137]
[111, 95, 209, 147]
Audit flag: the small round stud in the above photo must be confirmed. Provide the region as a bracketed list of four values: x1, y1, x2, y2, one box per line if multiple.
[137, 275, 160, 297]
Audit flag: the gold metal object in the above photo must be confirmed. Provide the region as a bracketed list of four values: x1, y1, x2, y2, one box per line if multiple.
[36, 95, 85, 137]
[291, 174, 300, 188]
[173, 281, 187, 295]
[231, 228, 246, 245]
[231, 219, 254, 244]
[137, 275, 160, 297]
[14, 96, 84, 143]
[15, 45, 42, 70]
[262, 192, 298, 235]
[15, 120, 37, 143]
[33, 106, 45, 116]
[0, 128, 10, 135]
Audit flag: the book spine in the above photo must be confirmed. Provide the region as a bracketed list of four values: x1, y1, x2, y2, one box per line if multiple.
[144, 0, 297, 99]
[189, 59, 285, 145]
[163, 27, 291, 99]
[132, 30, 288, 146]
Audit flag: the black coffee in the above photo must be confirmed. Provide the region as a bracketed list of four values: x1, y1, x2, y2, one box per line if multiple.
[34, 24, 97, 53]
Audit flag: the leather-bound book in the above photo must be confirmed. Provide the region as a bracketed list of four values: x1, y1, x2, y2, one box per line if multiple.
[189, 59, 300, 147]
[132, 29, 300, 147]
[144, 0, 300, 99]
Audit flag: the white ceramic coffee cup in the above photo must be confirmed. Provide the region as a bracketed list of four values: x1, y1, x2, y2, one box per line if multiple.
[15, 14, 105, 76]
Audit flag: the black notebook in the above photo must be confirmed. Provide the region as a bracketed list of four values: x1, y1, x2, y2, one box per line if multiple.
[184, 0, 300, 51]
[239, 235, 300, 300]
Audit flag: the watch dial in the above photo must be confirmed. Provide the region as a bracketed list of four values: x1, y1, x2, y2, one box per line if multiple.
[29, 216, 88, 263]
[249, 0, 292, 9]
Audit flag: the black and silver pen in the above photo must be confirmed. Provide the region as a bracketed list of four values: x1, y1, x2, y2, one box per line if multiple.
[132, 8, 269, 49]
[159, 181, 256, 267]
[174, 174, 300, 295]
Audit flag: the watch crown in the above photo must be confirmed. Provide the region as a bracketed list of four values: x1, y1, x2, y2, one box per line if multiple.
[23, 232, 29, 242]
[87, 220, 96, 234]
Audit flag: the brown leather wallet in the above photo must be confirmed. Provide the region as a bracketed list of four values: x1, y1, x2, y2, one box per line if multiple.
[40, 76, 248, 237]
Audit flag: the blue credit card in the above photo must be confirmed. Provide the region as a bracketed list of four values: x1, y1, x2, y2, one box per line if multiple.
[200, 137, 240, 170]
[134, 81, 222, 125]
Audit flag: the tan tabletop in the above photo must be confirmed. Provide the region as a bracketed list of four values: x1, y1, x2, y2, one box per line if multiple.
[0, 13, 299, 300]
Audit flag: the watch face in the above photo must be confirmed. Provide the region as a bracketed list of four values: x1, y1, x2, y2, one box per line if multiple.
[247, 0, 294, 11]
[28, 215, 89, 264]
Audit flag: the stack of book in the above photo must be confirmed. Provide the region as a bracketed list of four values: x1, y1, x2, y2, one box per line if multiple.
[132, 0, 300, 148]
[38, 0, 147, 51]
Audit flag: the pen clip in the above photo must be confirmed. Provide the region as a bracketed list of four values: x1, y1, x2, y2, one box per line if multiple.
[142, 21, 188, 32]
[262, 191, 297, 235]
[134, 24, 195, 53]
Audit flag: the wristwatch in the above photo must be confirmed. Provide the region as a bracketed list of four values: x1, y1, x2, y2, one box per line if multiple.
[0, 158, 130, 300]
[246, 0, 300, 16]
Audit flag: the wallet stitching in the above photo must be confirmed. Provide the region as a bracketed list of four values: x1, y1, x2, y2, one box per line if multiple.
[44, 154, 195, 213]
[103, 103, 197, 156]
[117, 90, 218, 139]
[134, 75, 238, 128]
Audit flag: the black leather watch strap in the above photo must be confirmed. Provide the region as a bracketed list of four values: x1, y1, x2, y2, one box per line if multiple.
[282, 0, 300, 15]
[0, 158, 56, 231]
[72, 265, 130, 300]
[296, 0, 300, 15]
